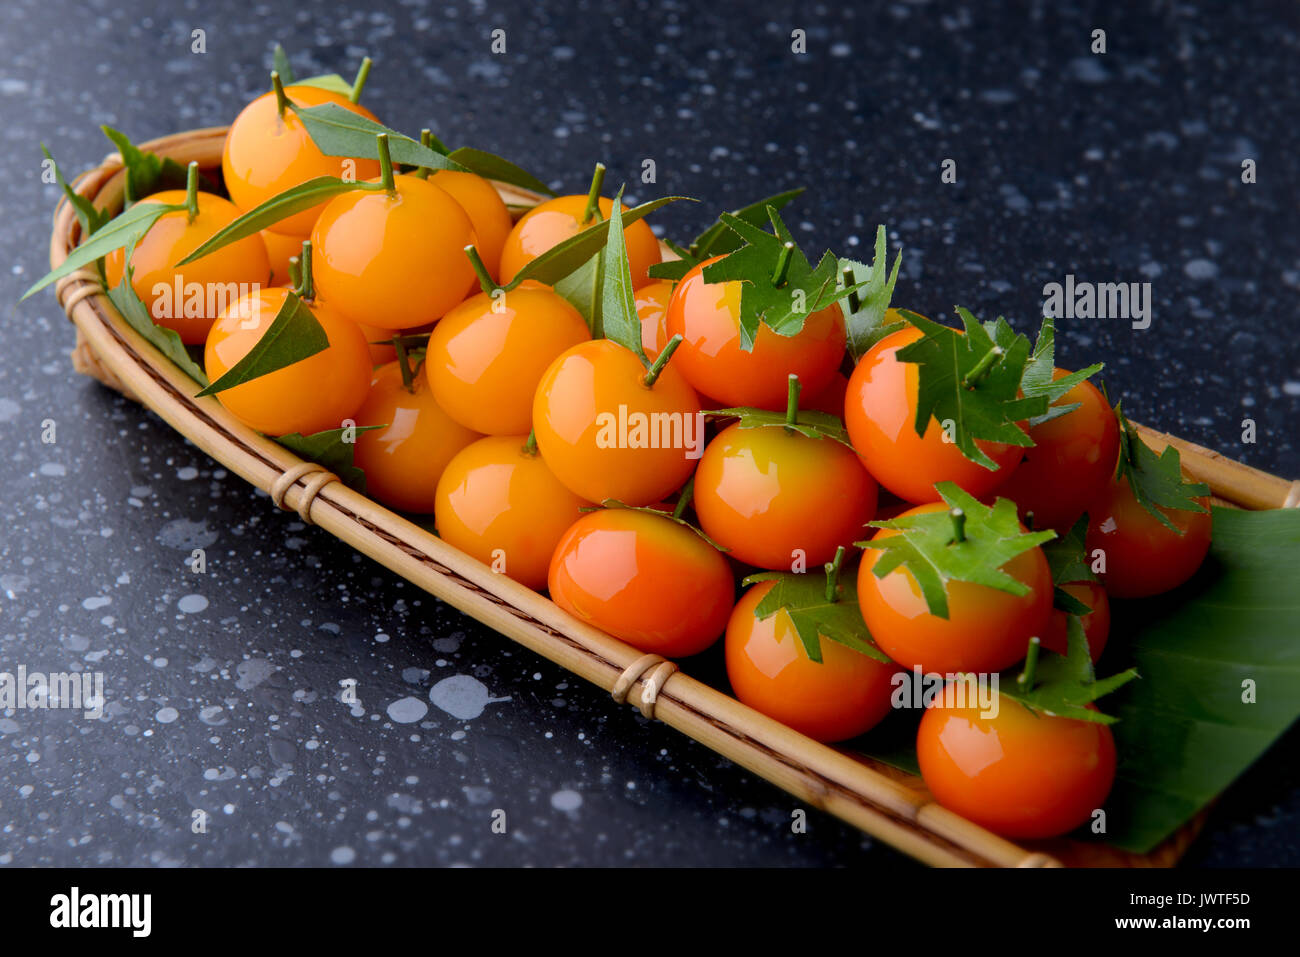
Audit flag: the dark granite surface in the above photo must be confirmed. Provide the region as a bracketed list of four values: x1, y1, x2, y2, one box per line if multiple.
[1, 0, 1298, 866]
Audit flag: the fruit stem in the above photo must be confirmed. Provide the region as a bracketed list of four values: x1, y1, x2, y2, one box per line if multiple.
[294, 241, 314, 302]
[772, 241, 795, 287]
[394, 338, 415, 393]
[824, 545, 846, 603]
[271, 70, 289, 117]
[642, 333, 682, 388]
[1017, 636, 1041, 692]
[286, 255, 302, 291]
[463, 245, 500, 296]
[580, 162, 607, 225]
[672, 477, 695, 521]
[414, 129, 433, 179]
[949, 507, 966, 544]
[349, 57, 372, 104]
[962, 345, 1003, 389]
[376, 133, 396, 194]
[522, 430, 538, 457]
[183, 161, 200, 224]
[841, 264, 861, 313]
[784, 373, 801, 429]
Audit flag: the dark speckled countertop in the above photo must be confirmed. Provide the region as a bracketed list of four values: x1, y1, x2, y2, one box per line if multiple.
[1, 0, 1298, 867]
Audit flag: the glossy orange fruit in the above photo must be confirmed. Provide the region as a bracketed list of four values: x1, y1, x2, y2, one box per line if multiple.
[635, 279, 674, 360]
[499, 195, 660, 287]
[222, 84, 381, 236]
[428, 170, 514, 282]
[104, 190, 270, 345]
[434, 434, 588, 590]
[548, 508, 735, 657]
[262, 228, 304, 287]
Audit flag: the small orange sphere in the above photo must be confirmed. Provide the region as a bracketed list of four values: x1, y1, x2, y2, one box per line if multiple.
[104, 190, 271, 345]
[204, 287, 370, 436]
[262, 228, 304, 287]
[694, 421, 877, 570]
[1086, 475, 1212, 598]
[665, 257, 846, 411]
[351, 360, 481, 513]
[917, 695, 1117, 839]
[725, 581, 898, 743]
[435, 435, 588, 590]
[635, 279, 674, 360]
[846, 327, 1024, 504]
[425, 285, 590, 435]
[548, 508, 735, 657]
[858, 503, 1053, 675]
[806, 371, 849, 419]
[499, 194, 661, 287]
[311, 175, 478, 330]
[428, 170, 514, 282]
[222, 85, 381, 236]
[532, 339, 702, 506]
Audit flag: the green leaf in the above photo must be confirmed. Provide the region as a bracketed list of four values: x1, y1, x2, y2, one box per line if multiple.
[175, 176, 375, 266]
[598, 190, 647, 367]
[272, 43, 295, 82]
[646, 241, 697, 282]
[1042, 514, 1098, 613]
[1114, 406, 1210, 532]
[1016, 316, 1104, 426]
[22, 199, 181, 300]
[106, 261, 209, 387]
[1103, 506, 1300, 852]
[445, 146, 556, 196]
[692, 187, 804, 259]
[290, 102, 463, 171]
[196, 291, 329, 396]
[999, 617, 1138, 724]
[839, 226, 904, 360]
[743, 569, 891, 664]
[505, 195, 691, 288]
[101, 126, 193, 205]
[43, 145, 111, 238]
[860, 483, 1055, 620]
[552, 249, 604, 335]
[275, 424, 383, 493]
[894, 308, 1048, 470]
[703, 405, 852, 448]
[296, 73, 353, 95]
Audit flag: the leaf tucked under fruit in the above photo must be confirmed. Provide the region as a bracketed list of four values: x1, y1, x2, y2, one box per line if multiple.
[445, 146, 556, 197]
[1004, 316, 1104, 426]
[859, 482, 1055, 620]
[101, 126, 196, 206]
[598, 499, 726, 551]
[999, 617, 1138, 724]
[196, 291, 329, 397]
[276, 424, 383, 493]
[107, 267, 209, 387]
[1042, 514, 1098, 615]
[895, 308, 1048, 470]
[1114, 405, 1210, 532]
[742, 569, 891, 665]
[702, 405, 852, 447]
[839, 226, 903, 360]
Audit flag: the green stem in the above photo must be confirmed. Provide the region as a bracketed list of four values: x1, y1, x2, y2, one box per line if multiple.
[271, 70, 289, 117]
[824, 546, 846, 603]
[287, 255, 302, 292]
[642, 334, 682, 388]
[184, 161, 200, 224]
[463, 245, 500, 296]
[414, 129, 433, 179]
[376, 133, 396, 194]
[962, 345, 1003, 389]
[394, 339, 415, 392]
[784, 374, 801, 429]
[841, 264, 861, 313]
[1017, 636, 1041, 692]
[672, 478, 695, 521]
[522, 430, 538, 457]
[294, 241, 314, 301]
[580, 162, 607, 225]
[949, 507, 966, 544]
[772, 241, 795, 287]
[349, 57, 372, 104]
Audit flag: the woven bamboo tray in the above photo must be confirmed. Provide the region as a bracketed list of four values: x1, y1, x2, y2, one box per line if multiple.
[49, 126, 1300, 868]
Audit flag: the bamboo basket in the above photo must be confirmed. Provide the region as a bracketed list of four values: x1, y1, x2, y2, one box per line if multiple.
[49, 126, 1300, 868]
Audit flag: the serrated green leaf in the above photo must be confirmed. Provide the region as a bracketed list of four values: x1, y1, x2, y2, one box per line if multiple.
[646, 257, 696, 282]
[1043, 514, 1098, 585]
[742, 570, 891, 664]
[692, 187, 804, 259]
[839, 226, 904, 360]
[43, 145, 112, 239]
[175, 176, 375, 266]
[290, 102, 463, 171]
[445, 146, 556, 197]
[999, 617, 1138, 723]
[860, 482, 1055, 620]
[599, 190, 648, 367]
[23, 199, 181, 300]
[101, 126, 194, 206]
[275, 424, 383, 492]
[1017, 316, 1104, 426]
[895, 308, 1048, 470]
[106, 259, 209, 387]
[196, 291, 329, 396]
[703, 405, 852, 447]
[1113, 406, 1211, 532]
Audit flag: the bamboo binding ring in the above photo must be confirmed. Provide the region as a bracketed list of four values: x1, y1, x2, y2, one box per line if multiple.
[1284, 480, 1300, 509]
[269, 461, 340, 524]
[612, 653, 679, 719]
